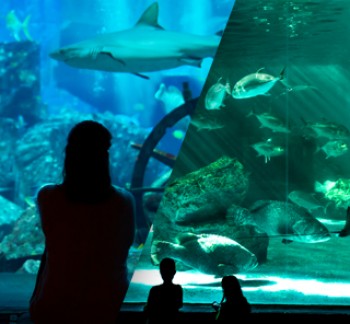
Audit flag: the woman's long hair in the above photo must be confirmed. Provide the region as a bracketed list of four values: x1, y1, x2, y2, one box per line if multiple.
[221, 275, 245, 301]
[62, 120, 112, 203]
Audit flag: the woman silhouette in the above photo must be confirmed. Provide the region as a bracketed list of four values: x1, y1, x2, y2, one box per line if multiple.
[29, 120, 136, 324]
[214, 275, 251, 322]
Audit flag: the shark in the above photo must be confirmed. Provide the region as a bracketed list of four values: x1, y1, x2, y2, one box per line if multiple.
[49, 2, 222, 79]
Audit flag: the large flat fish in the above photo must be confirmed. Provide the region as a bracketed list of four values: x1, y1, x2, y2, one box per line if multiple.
[249, 200, 331, 243]
[49, 2, 221, 79]
[231, 67, 286, 99]
[151, 232, 258, 277]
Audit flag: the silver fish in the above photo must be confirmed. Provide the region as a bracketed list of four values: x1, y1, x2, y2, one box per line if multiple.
[247, 110, 290, 133]
[251, 139, 284, 163]
[205, 77, 231, 110]
[317, 140, 348, 159]
[151, 232, 258, 277]
[249, 200, 331, 243]
[231, 67, 286, 99]
[303, 120, 350, 140]
[277, 84, 318, 97]
[49, 3, 221, 79]
[191, 115, 225, 131]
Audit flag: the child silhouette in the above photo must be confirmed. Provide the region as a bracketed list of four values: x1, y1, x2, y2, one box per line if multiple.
[144, 257, 183, 324]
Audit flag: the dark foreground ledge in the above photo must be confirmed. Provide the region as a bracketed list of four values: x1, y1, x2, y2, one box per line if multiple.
[119, 303, 350, 323]
[2, 303, 350, 323]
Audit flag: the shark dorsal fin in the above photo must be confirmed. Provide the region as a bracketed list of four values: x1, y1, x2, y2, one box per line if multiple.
[136, 2, 163, 29]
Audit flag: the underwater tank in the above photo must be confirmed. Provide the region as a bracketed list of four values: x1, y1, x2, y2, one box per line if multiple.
[124, 0, 350, 309]
[0, 0, 235, 310]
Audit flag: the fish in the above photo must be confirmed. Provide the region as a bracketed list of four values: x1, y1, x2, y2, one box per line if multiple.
[5, 10, 32, 42]
[205, 77, 231, 110]
[316, 140, 348, 159]
[154, 83, 185, 114]
[49, 2, 221, 79]
[231, 67, 287, 99]
[288, 190, 328, 214]
[302, 119, 350, 140]
[249, 200, 331, 243]
[191, 115, 225, 131]
[277, 84, 319, 97]
[246, 110, 290, 133]
[151, 232, 258, 277]
[251, 138, 284, 163]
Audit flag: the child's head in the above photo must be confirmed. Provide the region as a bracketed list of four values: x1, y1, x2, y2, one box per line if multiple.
[159, 257, 176, 283]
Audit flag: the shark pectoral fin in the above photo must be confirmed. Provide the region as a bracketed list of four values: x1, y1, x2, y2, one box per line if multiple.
[180, 57, 202, 67]
[132, 72, 150, 79]
[100, 51, 126, 65]
[282, 238, 293, 244]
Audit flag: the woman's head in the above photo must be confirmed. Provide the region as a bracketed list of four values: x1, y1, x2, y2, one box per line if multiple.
[66, 120, 111, 152]
[221, 275, 243, 298]
[63, 120, 112, 203]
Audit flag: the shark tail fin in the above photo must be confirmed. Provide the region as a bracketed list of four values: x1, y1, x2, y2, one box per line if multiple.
[136, 2, 163, 29]
[22, 15, 33, 41]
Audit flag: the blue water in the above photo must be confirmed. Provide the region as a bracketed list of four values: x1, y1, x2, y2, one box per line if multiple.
[1, 0, 234, 127]
[0, 0, 236, 274]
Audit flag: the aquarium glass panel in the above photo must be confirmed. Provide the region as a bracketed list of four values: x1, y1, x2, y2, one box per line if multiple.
[125, 0, 350, 307]
[0, 0, 235, 308]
